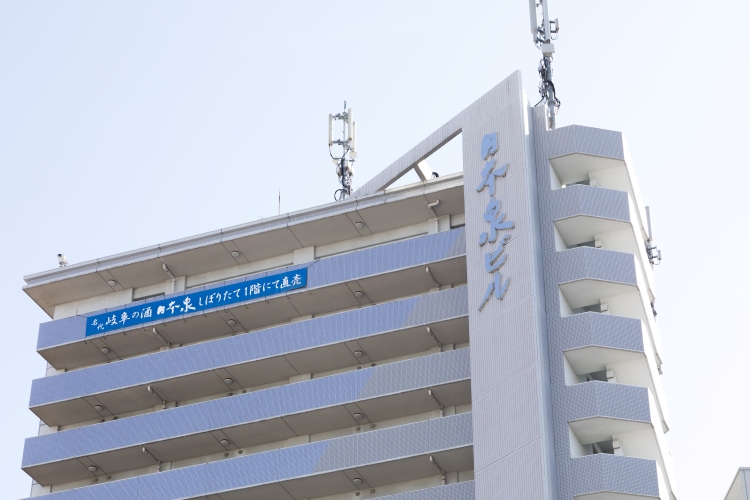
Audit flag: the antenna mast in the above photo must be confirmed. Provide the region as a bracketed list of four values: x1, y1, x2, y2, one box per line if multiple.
[328, 101, 357, 201]
[644, 206, 662, 267]
[529, 0, 561, 129]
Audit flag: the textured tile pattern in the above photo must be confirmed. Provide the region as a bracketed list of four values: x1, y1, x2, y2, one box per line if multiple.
[531, 104, 665, 499]
[469, 297, 541, 400]
[461, 77, 556, 500]
[375, 481, 475, 500]
[540, 185, 630, 251]
[541, 247, 637, 316]
[306, 227, 465, 289]
[546, 185, 629, 223]
[550, 382, 651, 456]
[545, 126, 625, 164]
[724, 469, 749, 500]
[26, 413, 473, 500]
[36, 316, 88, 351]
[547, 313, 644, 385]
[30, 286, 468, 409]
[556, 454, 659, 498]
[474, 441, 547, 500]
[36, 228, 466, 351]
[23, 349, 470, 468]
[471, 366, 542, 470]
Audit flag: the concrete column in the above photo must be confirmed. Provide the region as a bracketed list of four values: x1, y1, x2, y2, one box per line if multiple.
[461, 73, 557, 500]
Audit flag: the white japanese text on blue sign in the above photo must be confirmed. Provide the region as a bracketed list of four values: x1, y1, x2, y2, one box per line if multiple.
[85, 268, 308, 336]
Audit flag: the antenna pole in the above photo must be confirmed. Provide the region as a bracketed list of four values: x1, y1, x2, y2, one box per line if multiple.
[328, 100, 357, 201]
[530, 0, 561, 129]
[644, 206, 662, 267]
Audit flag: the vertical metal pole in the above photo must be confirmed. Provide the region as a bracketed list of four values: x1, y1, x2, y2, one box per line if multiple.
[341, 103, 348, 197]
[540, 0, 556, 129]
[340, 158, 345, 195]
[541, 0, 550, 43]
[546, 57, 556, 130]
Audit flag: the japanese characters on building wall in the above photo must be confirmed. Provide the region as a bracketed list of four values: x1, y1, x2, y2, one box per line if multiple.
[85, 268, 308, 336]
[476, 132, 514, 311]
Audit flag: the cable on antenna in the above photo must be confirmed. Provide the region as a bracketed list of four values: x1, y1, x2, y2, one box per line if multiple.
[529, 0, 561, 129]
[328, 101, 357, 201]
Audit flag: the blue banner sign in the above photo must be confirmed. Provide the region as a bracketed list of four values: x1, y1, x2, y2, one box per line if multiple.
[85, 268, 308, 337]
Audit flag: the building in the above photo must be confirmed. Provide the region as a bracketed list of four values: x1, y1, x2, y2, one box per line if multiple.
[19, 71, 676, 499]
[725, 469, 750, 500]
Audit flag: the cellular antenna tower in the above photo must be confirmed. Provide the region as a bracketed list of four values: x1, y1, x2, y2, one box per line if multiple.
[328, 101, 357, 201]
[529, 0, 561, 129]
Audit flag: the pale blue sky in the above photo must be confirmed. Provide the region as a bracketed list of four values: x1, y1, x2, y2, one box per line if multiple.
[0, 1, 745, 498]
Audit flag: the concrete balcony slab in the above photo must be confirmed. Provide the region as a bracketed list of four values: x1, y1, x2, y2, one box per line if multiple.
[24, 413, 473, 500]
[23, 350, 471, 486]
[30, 287, 469, 427]
[37, 228, 466, 371]
[24, 176, 466, 317]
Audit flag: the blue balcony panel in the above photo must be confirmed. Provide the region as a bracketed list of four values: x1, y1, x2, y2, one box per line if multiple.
[30, 287, 468, 427]
[23, 349, 472, 486]
[557, 454, 661, 500]
[37, 228, 467, 372]
[26, 413, 473, 500]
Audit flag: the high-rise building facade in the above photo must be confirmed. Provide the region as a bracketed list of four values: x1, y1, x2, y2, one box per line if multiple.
[726, 469, 750, 500]
[20, 72, 676, 500]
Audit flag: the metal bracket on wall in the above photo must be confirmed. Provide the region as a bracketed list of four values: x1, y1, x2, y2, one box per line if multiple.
[147, 385, 167, 410]
[429, 455, 447, 485]
[428, 389, 444, 417]
[425, 267, 441, 288]
[426, 326, 443, 352]
[152, 327, 171, 347]
[142, 446, 162, 472]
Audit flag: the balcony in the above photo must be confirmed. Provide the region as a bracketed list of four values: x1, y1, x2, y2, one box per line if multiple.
[546, 247, 638, 317]
[30, 287, 469, 426]
[558, 453, 668, 500]
[23, 413, 473, 500]
[23, 175, 465, 317]
[38, 228, 467, 371]
[546, 313, 668, 432]
[30, 288, 469, 428]
[24, 349, 471, 486]
[549, 185, 630, 249]
[547, 184, 656, 303]
[546, 126, 637, 199]
[563, 382, 651, 458]
[559, 382, 675, 498]
[547, 246, 663, 371]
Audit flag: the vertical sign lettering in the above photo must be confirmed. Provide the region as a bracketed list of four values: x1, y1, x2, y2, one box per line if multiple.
[476, 132, 514, 310]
